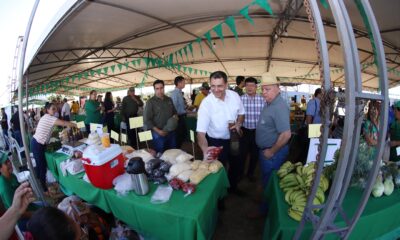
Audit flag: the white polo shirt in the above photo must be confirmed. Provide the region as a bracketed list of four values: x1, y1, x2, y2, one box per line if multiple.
[197, 89, 245, 139]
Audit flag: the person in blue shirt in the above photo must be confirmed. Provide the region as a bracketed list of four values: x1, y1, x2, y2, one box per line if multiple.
[306, 88, 322, 124]
[170, 76, 188, 147]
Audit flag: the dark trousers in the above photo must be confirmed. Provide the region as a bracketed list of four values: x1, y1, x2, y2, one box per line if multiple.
[207, 136, 240, 190]
[126, 117, 138, 149]
[176, 114, 187, 148]
[239, 127, 258, 178]
[104, 114, 114, 134]
[31, 137, 48, 191]
[63, 115, 70, 121]
[2, 129, 9, 149]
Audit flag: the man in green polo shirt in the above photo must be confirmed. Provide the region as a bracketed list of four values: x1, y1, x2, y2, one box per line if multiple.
[144, 80, 178, 153]
[0, 151, 19, 209]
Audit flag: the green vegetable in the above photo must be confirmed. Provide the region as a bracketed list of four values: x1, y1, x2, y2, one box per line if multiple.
[383, 175, 394, 196]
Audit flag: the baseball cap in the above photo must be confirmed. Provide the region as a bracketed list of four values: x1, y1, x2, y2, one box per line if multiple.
[200, 82, 210, 90]
[0, 151, 9, 165]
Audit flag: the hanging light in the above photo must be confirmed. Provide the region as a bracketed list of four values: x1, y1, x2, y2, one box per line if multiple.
[274, 34, 278, 40]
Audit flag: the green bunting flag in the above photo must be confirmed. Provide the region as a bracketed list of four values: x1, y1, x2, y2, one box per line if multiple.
[117, 63, 123, 71]
[103, 67, 109, 75]
[131, 59, 136, 67]
[213, 23, 224, 43]
[90, 70, 95, 77]
[194, 69, 198, 75]
[111, 65, 116, 73]
[225, 16, 238, 40]
[71, 75, 76, 82]
[188, 67, 193, 74]
[137, 59, 141, 66]
[254, 0, 274, 15]
[196, 38, 204, 56]
[124, 62, 129, 70]
[78, 73, 82, 80]
[96, 68, 102, 76]
[188, 43, 194, 58]
[200, 70, 203, 75]
[183, 46, 189, 61]
[239, 5, 254, 25]
[144, 58, 150, 67]
[183, 66, 187, 72]
[204, 31, 212, 45]
[178, 49, 183, 61]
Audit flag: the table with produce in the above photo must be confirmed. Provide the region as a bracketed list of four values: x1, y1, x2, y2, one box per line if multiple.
[264, 157, 400, 240]
[45, 128, 229, 240]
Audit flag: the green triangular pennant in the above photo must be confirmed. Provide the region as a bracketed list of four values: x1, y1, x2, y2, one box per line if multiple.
[78, 73, 82, 80]
[239, 5, 254, 25]
[71, 75, 76, 82]
[213, 23, 224, 43]
[124, 62, 129, 70]
[65, 77, 70, 83]
[131, 60, 136, 67]
[183, 66, 187, 72]
[196, 38, 204, 56]
[254, 0, 274, 15]
[96, 68, 102, 76]
[117, 63, 123, 71]
[188, 43, 194, 58]
[157, 58, 163, 68]
[111, 65, 116, 73]
[188, 67, 193, 74]
[103, 67, 109, 75]
[90, 70, 95, 77]
[183, 46, 189, 61]
[150, 58, 156, 67]
[177, 65, 181, 71]
[144, 58, 150, 67]
[169, 54, 174, 66]
[194, 69, 198, 75]
[225, 16, 238, 40]
[204, 31, 212, 45]
[137, 59, 141, 66]
[178, 49, 183, 61]
[200, 70, 203, 75]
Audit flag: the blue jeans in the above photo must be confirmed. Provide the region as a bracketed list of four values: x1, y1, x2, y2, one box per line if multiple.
[259, 145, 289, 188]
[12, 130, 23, 147]
[31, 137, 48, 191]
[151, 130, 176, 154]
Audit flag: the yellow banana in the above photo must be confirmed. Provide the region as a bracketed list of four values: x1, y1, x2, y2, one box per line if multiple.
[296, 166, 303, 175]
[288, 208, 303, 221]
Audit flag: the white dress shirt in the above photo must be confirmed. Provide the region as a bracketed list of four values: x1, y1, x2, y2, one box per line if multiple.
[197, 89, 245, 139]
[61, 102, 71, 117]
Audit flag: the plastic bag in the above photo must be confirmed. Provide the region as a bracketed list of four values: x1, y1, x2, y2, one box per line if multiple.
[125, 149, 154, 163]
[113, 173, 134, 196]
[175, 152, 193, 163]
[146, 158, 163, 170]
[151, 185, 173, 204]
[160, 149, 184, 163]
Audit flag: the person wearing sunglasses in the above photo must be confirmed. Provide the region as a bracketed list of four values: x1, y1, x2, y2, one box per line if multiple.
[389, 101, 400, 162]
[30, 102, 76, 192]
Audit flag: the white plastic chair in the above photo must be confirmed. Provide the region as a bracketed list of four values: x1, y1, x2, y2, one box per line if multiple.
[9, 136, 25, 166]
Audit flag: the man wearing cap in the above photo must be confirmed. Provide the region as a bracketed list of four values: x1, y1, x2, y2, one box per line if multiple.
[256, 72, 291, 188]
[192, 82, 210, 111]
[0, 152, 19, 209]
[170, 76, 188, 147]
[197, 71, 245, 193]
[122, 87, 144, 148]
[144, 80, 178, 153]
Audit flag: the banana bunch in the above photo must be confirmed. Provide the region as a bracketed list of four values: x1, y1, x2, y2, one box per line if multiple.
[277, 161, 330, 221]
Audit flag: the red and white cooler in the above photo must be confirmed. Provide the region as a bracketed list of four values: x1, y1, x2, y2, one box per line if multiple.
[81, 144, 125, 189]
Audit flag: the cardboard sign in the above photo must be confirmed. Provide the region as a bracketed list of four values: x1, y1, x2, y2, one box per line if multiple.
[121, 133, 127, 143]
[190, 130, 195, 142]
[139, 131, 153, 142]
[308, 124, 322, 138]
[306, 138, 341, 166]
[76, 121, 85, 129]
[129, 116, 144, 129]
[111, 130, 119, 141]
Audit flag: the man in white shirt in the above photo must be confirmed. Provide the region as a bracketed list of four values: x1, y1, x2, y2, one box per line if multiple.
[61, 98, 71, 121]
[197, 71, 245, 193]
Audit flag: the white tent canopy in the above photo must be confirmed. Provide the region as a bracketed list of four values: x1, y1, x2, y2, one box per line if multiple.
[25, 0, 400, 96]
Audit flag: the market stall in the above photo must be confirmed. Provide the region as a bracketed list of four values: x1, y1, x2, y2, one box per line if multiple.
[264, 172, 400, 239]
[43, 127, 229, 239]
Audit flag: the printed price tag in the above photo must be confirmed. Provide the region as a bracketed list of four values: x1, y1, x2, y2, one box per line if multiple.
[129, 116, 144, 129]
[111, 130, 119, 141]
[121, 133, 127, 143]
[76, 121, 85, 129]
[308, 124, 322, 138]
[139, 130, 153, 142]
[190, 130, 195, 142]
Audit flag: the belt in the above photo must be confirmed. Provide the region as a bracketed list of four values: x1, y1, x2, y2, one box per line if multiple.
[241, 127, 256, 131]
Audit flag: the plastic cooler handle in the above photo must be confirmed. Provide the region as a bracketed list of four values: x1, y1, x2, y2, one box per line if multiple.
[81, 158, 91, 164]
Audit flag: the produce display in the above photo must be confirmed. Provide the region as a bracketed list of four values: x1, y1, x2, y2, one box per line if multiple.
[145, 159, 170, 184]
[169, 178, 196, 195]
[277, 161, 329, 221]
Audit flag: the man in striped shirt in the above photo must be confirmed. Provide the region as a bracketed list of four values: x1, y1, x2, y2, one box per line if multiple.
[240, 77, 265, 181]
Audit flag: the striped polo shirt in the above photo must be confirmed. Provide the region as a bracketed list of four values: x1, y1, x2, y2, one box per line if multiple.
[33, 114, 58, 144]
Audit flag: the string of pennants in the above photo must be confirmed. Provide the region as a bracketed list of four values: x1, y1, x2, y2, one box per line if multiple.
[25, 0, 275, 97]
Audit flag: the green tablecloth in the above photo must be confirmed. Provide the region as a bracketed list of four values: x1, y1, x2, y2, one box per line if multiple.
[46, 152, 229, 240]
[264, 173, 400, 239]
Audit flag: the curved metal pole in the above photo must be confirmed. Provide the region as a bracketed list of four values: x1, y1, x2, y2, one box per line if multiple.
[17, 0, 47, 204]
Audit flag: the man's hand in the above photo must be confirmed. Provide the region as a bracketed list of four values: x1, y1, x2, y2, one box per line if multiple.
[263, 149, 274, 159]
[229, 122, 243, 137]
[9, 182, 35, 217]
[154, 127, 168, 137]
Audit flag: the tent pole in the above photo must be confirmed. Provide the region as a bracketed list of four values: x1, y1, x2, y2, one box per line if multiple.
[17, 0, 47, 205]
